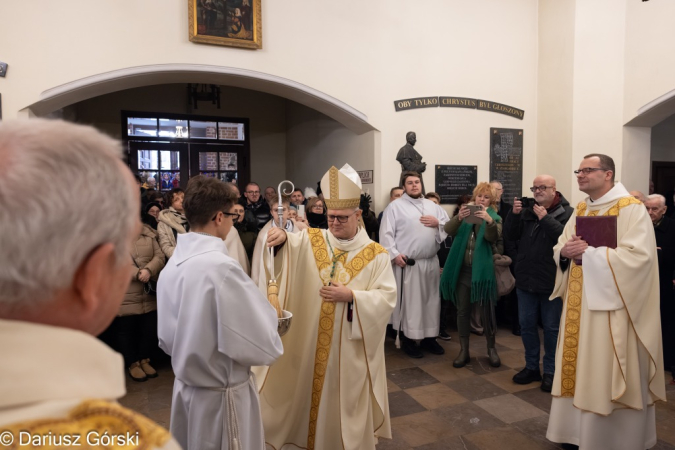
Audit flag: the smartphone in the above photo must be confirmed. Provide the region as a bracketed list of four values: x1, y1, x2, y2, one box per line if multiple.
[298, 205, 306, 219]
[465, 205, 483, 225]
[520, 197, 536, 208]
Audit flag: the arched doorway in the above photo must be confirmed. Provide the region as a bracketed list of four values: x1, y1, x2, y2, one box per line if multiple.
[624, 87, 675, 196]
[24, 64, 380, 200]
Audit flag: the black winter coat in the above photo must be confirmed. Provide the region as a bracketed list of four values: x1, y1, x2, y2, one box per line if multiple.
[503, 193, 573, 295]
[655, 215, 675, 298]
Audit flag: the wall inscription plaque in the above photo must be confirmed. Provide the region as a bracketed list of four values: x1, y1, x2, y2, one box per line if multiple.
[489, 128, 523, 203]
[435, 165, 477, 204]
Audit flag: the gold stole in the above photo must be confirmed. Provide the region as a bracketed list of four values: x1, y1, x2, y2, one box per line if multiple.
[305, 228, 386, 449]
[560, 196, 642, 397]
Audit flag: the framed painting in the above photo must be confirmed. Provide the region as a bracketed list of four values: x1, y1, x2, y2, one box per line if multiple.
[188, 0, 262, 49]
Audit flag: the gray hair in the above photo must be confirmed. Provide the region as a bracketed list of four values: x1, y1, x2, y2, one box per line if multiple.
[0, 119, 137, 307]
[646, 194, 666, 207]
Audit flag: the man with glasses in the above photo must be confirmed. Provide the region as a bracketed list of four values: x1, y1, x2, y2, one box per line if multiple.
[546, 154, 665, 450]
[259, 164, 396, 450]
[504, 175, 572, 392]
[157, 175, 283, 450]
[241, 181, 271, 230]
[380, 171, 450, 358]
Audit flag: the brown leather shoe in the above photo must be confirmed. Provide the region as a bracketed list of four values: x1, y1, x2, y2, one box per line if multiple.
[129, 361, 148, 382]
[140, 358, 158, 378]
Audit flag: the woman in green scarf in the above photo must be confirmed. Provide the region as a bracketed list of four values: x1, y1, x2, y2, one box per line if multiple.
[441, 182, 503, 368]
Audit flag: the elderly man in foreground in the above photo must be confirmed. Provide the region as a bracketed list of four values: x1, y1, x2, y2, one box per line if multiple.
[258, 164, 396, 450]
[0, 119, 180, 449]
[546, 154, 665, 449]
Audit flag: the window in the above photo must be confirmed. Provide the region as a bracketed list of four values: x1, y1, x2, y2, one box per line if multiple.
[127, 117, 158, 137]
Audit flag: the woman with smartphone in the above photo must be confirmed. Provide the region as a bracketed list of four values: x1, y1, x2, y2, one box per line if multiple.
[441, 182, 503, 368]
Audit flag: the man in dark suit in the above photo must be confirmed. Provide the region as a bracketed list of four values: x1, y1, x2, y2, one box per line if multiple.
[645, 194, 675, 383]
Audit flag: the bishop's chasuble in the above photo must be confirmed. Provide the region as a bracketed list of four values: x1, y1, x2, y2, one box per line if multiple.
[546, 183, 666, 449]
[254, 227, 396, 450]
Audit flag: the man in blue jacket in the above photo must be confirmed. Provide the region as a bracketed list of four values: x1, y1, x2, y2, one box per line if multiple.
[504, 175, 573, 392]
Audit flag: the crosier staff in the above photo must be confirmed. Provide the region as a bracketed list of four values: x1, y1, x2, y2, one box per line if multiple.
[268, 180, 294, 335]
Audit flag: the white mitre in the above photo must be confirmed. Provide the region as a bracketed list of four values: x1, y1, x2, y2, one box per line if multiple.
[321, 164, 362, 209]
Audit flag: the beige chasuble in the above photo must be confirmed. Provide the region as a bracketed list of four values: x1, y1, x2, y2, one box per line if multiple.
[224, 226, 250, 275]
[254, 227, 396, 450]
[546, 183, 665, 449]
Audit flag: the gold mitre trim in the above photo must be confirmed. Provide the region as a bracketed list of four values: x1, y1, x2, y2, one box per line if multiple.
[321, 164, 362, 210]
[324, 198, 361, 209]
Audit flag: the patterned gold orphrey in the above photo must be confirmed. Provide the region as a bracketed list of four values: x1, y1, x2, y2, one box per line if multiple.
[3, 400, 170, 450]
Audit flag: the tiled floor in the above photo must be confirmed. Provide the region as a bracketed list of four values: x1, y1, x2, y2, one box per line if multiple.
[119, 327, 675, 449]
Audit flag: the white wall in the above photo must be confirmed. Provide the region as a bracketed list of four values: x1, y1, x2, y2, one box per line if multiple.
[536, 0, 575, 198]
[568, 0, 627, 203]
[623, 0, 675, 122]
[535, 0, 675, 203]
[64, 84, 288, 186]
[285, 101, 376, 205]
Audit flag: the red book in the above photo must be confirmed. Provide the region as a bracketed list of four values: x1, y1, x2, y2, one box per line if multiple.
[574, 215, 617, 265]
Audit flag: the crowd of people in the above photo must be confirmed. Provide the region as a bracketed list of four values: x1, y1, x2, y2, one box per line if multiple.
[0, 118, 671, 450]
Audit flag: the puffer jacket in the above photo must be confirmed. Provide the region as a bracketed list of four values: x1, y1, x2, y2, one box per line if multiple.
[119, 224, 166, 316]
[444, 204, 503, 267]
[157, 207, 189, 258]
[503, 192, 573, 295]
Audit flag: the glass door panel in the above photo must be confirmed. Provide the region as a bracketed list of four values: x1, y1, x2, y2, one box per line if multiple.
[128, 142, 189, 191]
[189, 143, 246, 189]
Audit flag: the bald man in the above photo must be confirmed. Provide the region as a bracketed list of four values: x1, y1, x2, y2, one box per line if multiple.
[504, 175, 573, 392]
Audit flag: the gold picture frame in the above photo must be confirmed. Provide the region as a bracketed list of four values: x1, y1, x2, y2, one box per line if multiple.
[188, 0, 262, 50]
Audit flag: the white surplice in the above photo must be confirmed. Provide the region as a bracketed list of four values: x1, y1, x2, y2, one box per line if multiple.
[379, 194, 449, 339]
[546, 183, 665, 449]
[224, 227, 251, 275]
[158, 232, 283, 450]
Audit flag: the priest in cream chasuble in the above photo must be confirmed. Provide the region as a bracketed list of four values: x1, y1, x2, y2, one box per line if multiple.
[255, 165, 397, 450]
[546, 154, 665, 450]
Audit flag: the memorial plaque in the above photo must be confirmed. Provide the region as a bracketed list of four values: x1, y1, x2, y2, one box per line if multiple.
[435, 165, 477, 204]
[490, 128, 523, 204]
[393, 96, 439, 112]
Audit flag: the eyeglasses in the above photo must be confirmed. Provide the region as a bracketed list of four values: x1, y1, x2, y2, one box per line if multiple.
[327, 212, 356, 224]
[246, 190, 260, 195]
[530, 185, 554, 192]
[573, 168, 608, 175]
[211, 211, 240, 221]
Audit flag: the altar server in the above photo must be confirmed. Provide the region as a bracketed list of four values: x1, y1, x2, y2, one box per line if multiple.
[380, 171, 450, 358]
[259, 164, 396, 450]
[158, 175, 283, 450]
